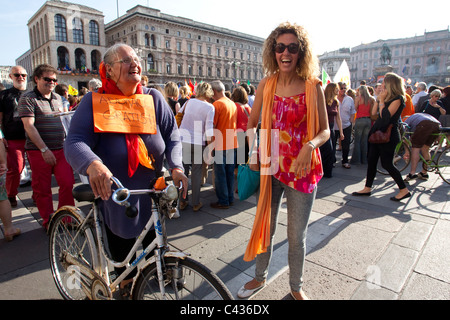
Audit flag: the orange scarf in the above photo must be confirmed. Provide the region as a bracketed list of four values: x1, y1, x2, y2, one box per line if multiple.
[243, 74, 322, 261]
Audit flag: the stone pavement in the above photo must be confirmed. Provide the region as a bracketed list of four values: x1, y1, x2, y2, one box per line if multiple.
[1, 157, 449, 300]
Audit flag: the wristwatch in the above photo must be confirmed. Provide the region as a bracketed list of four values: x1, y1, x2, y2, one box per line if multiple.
[40, 146, 49, 153]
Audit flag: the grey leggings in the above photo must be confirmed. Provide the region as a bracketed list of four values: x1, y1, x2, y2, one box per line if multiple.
[254, 176, 316, 292]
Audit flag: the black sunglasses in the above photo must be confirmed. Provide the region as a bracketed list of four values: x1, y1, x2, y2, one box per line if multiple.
[13, 73, 27, 78]
[274, 43, 300, 54]
[42, 77, 58, 83]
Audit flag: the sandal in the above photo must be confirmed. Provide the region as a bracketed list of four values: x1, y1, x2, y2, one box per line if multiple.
[4, 228, 21, 242]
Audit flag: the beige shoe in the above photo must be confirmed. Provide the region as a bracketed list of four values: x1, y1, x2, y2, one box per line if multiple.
[193, 202, 203, 212]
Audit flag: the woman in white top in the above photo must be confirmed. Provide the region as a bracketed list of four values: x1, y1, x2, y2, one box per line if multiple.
[178, 82, 215, 211]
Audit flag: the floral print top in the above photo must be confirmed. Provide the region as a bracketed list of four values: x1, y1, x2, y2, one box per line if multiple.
[272, 93, 323, 193]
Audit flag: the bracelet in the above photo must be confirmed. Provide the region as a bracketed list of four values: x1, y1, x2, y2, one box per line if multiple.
[171, 168, 184, 174]
[307, 141, 316, 149]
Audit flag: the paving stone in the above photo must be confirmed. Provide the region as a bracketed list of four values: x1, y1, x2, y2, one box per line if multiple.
[415, 219, 450, 283]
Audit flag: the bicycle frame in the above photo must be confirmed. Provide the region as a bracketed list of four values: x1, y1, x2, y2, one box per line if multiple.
[404, 130, 449, 164]
[51, 179, 188, 300]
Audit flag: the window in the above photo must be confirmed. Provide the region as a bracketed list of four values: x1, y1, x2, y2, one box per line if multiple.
[165, 40, 170, 49]
[177, 41, 181, 51]
[147, 54, 155, 72]
[177, 64, 182, 75]
[166, 62, 171, 74]
[145, 34, 150, 47]
[198, 45, 202, 54]
[75, 48, 86, 70]
[54, 14, 67, 42]
[150, 35, 156, 47]
[57, 46, 69, 69]
[188, 64, 192, 75]
[188, 43, 192, 52]
[217, 68, 221, 77]
[89, 21, 99, 45]
[91, 50, 101, 71]
[73, 18, 84, 44]
[198, 65, 203, 76]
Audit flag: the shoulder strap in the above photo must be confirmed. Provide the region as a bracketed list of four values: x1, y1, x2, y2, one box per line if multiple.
[242, 104, 250, 118]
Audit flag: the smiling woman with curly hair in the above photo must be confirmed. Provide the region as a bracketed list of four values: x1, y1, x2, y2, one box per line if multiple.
[238, 22, 329, 300]
[262, 22, 319, 79]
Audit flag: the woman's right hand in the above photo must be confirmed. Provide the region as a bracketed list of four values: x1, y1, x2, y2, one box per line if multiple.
[86, 160, 113, 200]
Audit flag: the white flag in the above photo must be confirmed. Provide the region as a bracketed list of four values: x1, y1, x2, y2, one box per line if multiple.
[333, 60, 351, 88]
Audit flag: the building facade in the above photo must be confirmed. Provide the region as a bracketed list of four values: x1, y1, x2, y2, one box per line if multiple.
[23, 0, 106, 90]
[319, 28, 450, 89]
[104, 5, 264, 89]
[19, 1, 264, 91]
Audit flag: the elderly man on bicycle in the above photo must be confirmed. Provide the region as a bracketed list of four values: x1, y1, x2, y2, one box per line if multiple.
[404, 112, 441, 182]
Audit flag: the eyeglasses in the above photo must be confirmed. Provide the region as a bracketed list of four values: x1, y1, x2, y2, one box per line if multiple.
[274, 43, 300, 54]
[13, 73, 27, 78]
[113, 56, 142, 65]
[42, 77, 58, 83]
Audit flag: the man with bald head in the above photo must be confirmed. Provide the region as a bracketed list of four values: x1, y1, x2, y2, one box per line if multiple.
[0, 66, 28, 207]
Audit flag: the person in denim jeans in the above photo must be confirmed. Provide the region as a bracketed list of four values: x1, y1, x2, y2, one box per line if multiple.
[210, 80, 238, 209]
[238, 23, 329, 300]
[351, 85, 375, 165]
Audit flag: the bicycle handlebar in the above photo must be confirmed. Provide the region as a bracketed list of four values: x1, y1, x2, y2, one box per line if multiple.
[110, 176, 182, 218]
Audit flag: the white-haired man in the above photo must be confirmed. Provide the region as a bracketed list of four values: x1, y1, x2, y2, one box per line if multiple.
[0, 66, 28, 207]
[412, 82, 427, 112]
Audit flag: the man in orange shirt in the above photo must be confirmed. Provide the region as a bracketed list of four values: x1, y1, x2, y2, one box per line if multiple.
[210, 80, 238, 209]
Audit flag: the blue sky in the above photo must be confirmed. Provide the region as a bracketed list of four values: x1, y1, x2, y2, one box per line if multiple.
[1, 0, 449, 66]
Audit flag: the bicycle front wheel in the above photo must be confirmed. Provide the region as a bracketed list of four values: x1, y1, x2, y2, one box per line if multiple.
[133, 257, 233, 300]
[437, 147, 450, 184]
[48, 209, 97, 300]
[377, 140, 411, 175]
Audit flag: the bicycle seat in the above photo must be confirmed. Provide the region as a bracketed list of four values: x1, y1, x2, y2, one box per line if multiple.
[72, 184, 96, 202]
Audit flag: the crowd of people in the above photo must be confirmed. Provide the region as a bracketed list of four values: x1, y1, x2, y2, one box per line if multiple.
[0, 21, 449, 300]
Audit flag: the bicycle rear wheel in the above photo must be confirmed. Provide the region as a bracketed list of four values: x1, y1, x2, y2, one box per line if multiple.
[437, 147, 450, 184]
[133, 257, 233, 300]
[48, 209, 97, 300]
[377, 140, 410, 175]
